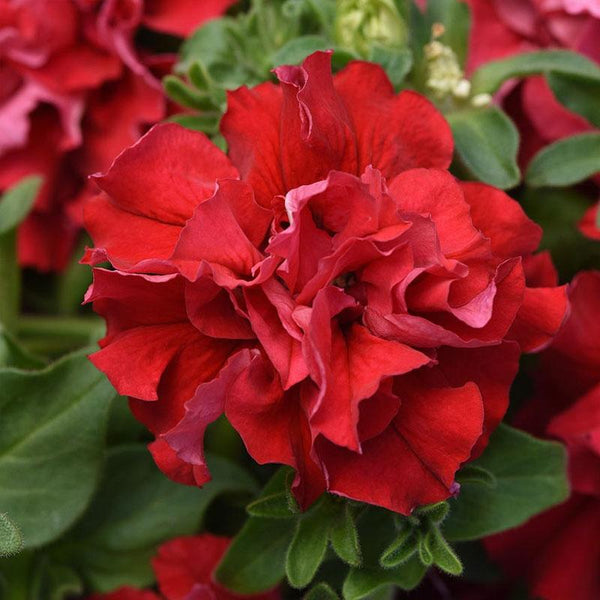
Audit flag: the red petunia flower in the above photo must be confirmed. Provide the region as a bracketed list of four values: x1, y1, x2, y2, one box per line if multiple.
[485, 271, 600, 600]
[152, 535, 278, 600]
[0, 0, 235, 270]
[87, 534, 275, 600]
[85, 51, 568, 514]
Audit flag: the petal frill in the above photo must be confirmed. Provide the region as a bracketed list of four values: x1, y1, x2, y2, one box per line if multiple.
[225, 356, 326, 509]
[507, 285, 569, 352]
[172, 179, 271, 283]
[318, 382, 484, 514]
[302, 287, 432, 451]
[435, 343, 521, 458]
[163, 351, 254, 484]
[388, 169, 482, 255]
[334, 62, 454, 176]
[244, 283, 308, 389]
[221, 82, 284, 207]
[460, 181, 542, 258]
[87, 123, 238, 269]
[274, 51, 358, 190]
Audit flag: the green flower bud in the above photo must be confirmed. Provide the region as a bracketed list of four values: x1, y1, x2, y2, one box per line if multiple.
[334, 0, 408, 57]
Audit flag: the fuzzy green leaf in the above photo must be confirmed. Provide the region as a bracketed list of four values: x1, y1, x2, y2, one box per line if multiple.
[0, 353, 114, 549]
[379, 527, 417, 569]
[444, 424, 569, 541]
[414, 502, 449, 525]
[217, 468, 297, 593]
[247, 492, 296, 519]
[342, 556, 426, 600]
[216, 516, 294, 594]
[329, 502, 361, 567]
[286, 501, 331, 588]
[448, 106, 520, 189]
[525, 132, 600, 188]
[423, 528, 462, 576]
[0, 513, 23, 557]
[304, 582, 339, 600]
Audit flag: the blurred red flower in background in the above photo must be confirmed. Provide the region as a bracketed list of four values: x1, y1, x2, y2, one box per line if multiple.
[0, 0, 235, 270]
[465, 0, 600, 241]
[84, 51, 567, 514]
[88, 533, 278, 600]
[486, 271, 600, 600]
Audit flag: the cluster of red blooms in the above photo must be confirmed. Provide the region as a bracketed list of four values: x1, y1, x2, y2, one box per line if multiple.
[84, 51, 567, 514]
[2, 1, 599, 599]
[88, 534, 278, 600]
[465, 0, 600, 238]
[0, 0, 234, 270]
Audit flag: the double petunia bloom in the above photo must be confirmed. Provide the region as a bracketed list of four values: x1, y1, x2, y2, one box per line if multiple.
[84, 51, 568, 514]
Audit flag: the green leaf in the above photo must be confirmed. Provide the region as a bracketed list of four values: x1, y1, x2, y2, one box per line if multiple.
[0, 176, 42, 235]
[341, 507, 427, 600]
[525, 132, 600, 188]
[342, 556, 426, 600]
[216, 516, 294, 593]
[286, 500, 331, 588]
[53, 447, 256, 591]
[456, 464, 497, 488]
[519, 186, 600, 280]
[31, 561, 84, 600]
[163, 75, 215, 111]
[106, 395, 146, 446]
[369, 47, 413, 88]
[547, 72, 600, 127]
[168, 113, 221, 135]
[443, 424, 569, 541]
[271, 35, 331, 66]
[0, 328, 45, 369]
[216, 468, 297, 593]
[414, 502, 449, 525]
[0, 353, 114, 549]
[304, 582, 339, 600]
[379, 527, 417, 568]
[0, 513, 23, 557]
[425, 0, 471, 66]
[0, 176, 42, 331]
[178, 19, 232, 74]
[247, 492, 295, 519]
[448, 106, 520, 189]
[423, 528, 462, 576]
[470, 50, 600, 95]
[329, 502, 361, 567]
[416, 532, 433, 567]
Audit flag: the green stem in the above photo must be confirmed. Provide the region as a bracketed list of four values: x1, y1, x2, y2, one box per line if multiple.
[0, 230, 20, 333]
[17, 315, 103, 341]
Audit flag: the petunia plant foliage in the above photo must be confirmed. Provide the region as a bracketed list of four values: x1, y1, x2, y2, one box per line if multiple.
[1, 0, 599, 599]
